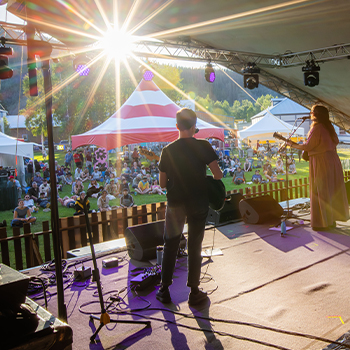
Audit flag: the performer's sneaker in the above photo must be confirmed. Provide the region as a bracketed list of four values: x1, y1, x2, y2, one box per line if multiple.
[188, 289, 208, 306]
[156, 286, 171, 303]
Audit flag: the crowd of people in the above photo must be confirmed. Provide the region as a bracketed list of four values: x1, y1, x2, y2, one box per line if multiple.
[10, 146, 167, 227]
[217, 145, 298, 185]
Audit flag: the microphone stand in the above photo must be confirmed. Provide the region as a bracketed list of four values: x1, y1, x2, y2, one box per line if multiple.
[83, 187, 151, 343]
[277, 119, 308, 221]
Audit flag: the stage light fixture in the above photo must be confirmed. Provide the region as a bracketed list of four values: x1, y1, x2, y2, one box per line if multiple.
[0, 43, 13, 80]
[205, 63, 215, 83]
[302, 60, 320, 87]
[143, 69, 154, 81]
[73, 55, 90, 76]
[242, 62, 260, 90]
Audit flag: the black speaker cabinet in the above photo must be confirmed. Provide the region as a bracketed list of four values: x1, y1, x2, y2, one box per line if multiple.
[239, 195, 283, 224]
[206, 193, 244, 225]
[124, 220, 165, 261]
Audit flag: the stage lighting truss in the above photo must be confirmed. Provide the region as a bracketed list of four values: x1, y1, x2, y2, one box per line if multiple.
[205, 62, 215, 83]
[73, 55, 91, 76]
[0, 40, 13, 80]
[242, 62, 260, 89]
[302, 60, 320, 87]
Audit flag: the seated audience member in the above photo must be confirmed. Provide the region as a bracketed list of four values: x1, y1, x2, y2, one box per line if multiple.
[254, 156, 263, 169]
[27, 181, 40, 202]
[264, 165, 278, 182]
[120, 177, 130, 192]
[11, 199, 36, 227]
[251, 170, 263, 184]
[37, 192, 51, 210]
[65, 172, 73, 186]
[120, 188, 134, 207]
[75, 167, 83, 180]
[105, 178, 120, 199]
[132, 147, 140, 163]
[275, 158, 285, 174]
[58, 195, 78, 208]
[91, 167, 102, 182]
[121, 163, 131, 181]
[288, 159, 297, 174]
[87, 179, 100, 198]
[56, 165, 66, 184]
[43, 166, 50, 180]
[23, 194, 39, 213]
[73, 179, 84, 195]
[74, 191, 91, 215]
[232, 167, 246, 185]
[39, 178, 50, 197]
[130, 161, 140, 178]
[150, 179, 165, 195]
[243, 159, 252, 172]
[80, 168, 90, 183]
[97, 189, 112, 212]
[135, 175, 151, 195]
[7, 175, 22, 198]
[132, 174, 142, 189]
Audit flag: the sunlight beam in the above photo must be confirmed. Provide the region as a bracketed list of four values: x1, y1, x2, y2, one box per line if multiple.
[129, 0, 174, 36]
[148, 0, 312, 39]
[57, 0, 105, 35]
[121, 0, 143, 33]
[93, 0, 113, 31]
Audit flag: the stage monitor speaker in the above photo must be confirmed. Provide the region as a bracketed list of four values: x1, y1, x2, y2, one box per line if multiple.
[124, 220, 165, 261]
[206, 193, 244, 225]
[239, 195, 283, 224]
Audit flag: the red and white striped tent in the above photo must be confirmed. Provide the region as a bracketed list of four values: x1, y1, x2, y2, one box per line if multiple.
[71, 78, 224, 150]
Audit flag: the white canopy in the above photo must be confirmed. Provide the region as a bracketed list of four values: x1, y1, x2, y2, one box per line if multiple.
[238, 111, 305, 142]
[0, 132, 34, 186]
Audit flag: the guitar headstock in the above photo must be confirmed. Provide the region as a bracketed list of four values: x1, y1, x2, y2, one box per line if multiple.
[273, 132, 285, 141]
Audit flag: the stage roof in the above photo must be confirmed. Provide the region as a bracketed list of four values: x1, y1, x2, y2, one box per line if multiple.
[4, 0, 350, 130]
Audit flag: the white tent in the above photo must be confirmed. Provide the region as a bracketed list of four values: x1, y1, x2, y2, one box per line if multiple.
[0, 132, 34, 186]
[238, 111, 305, 142]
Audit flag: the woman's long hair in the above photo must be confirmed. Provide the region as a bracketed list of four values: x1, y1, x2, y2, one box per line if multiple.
[308, 105, 338, 144]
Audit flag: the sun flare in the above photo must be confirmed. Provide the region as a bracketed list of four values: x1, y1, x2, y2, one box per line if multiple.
[99, 27, 136, 60]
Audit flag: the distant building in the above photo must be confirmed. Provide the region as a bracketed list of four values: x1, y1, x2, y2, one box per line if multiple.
[5, 115, 61, 143]
[250, 98, 350, 141]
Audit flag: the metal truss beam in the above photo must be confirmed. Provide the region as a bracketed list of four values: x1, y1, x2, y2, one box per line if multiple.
[1, 22, 350, 130]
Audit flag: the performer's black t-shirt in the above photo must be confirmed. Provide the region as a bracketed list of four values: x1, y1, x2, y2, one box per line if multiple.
[159, 138, 218, 206]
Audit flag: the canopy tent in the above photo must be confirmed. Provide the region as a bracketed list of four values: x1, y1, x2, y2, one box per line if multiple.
[238, 110, 305, 142]
[0, 131, 34, 186]
[71, 78, 224, 150]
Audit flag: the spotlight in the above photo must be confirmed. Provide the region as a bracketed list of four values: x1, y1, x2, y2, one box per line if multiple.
[73, 55, 90, 76]
[302, 60, 320, 87]
[0, 45, 13, 80]
[242, 62, 260, 90]
[205, 63, 215, 83]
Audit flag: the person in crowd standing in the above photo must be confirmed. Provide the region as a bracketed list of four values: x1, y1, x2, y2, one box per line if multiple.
[73, 150, 81, 169]
[286, 105, 349, 230]
[156, 108, 223, 306]
[7, 175, 22, 198]
[65, 150, 73, 168]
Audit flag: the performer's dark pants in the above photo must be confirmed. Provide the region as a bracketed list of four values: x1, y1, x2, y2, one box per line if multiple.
[161, 201, 208, 288]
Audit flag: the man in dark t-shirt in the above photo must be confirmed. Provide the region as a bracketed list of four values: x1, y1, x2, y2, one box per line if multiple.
[156, 108, 222, 306]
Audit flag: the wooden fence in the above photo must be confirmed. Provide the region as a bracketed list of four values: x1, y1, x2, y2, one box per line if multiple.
[0, 177, 312, 270]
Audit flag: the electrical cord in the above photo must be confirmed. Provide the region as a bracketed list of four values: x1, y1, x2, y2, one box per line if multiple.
[117, 307, 350, 350]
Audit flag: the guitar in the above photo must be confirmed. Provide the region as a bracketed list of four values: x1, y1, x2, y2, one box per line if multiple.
[206, 175, 226, 211]
[273, 132, 309, 161]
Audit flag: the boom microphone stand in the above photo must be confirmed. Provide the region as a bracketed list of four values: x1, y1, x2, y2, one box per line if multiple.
[276, 118, 308, 220]
[83, 188, 150, 343]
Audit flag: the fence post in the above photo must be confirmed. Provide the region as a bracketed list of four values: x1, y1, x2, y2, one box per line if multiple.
[12, 227, 23, 271]
[79, 215, 87, 247]
[0, 227, 10, 266]
[91, 212, 100, 244]
[42, 221, 51, 263]
[101, 211, 110, 241]
[23, 223, 34, 268]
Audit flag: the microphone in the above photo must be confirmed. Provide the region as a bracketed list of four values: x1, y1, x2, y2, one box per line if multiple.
[298, 115, 311, 121]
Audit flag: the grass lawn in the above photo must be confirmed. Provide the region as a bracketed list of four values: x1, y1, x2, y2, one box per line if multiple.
[2, 147, 350, 234]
